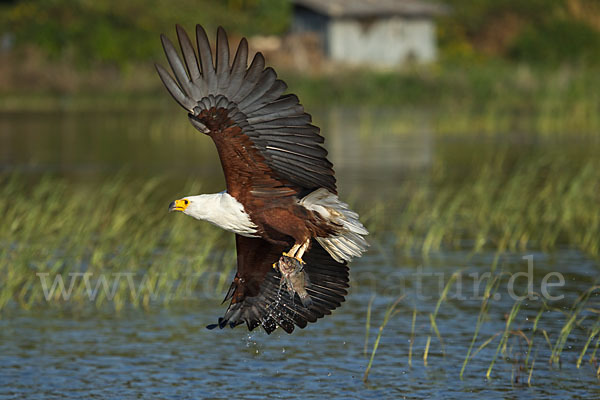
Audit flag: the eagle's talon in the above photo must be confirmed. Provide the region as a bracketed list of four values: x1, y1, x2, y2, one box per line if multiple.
[294, 256, 306, 264]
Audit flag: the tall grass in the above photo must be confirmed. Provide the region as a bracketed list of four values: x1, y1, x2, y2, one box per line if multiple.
[423, 272, 460, 365]
[359, 145, 600, 381]
[1, 144, 598, 311]
[362, 148, 600, 258]
[0, 174, 234, 312]
[363, 295, 404, 383]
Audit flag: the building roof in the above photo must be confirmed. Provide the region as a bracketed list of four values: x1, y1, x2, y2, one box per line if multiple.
[293, 0, 448, 18]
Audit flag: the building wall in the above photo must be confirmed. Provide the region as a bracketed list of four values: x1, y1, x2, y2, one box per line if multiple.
[291, 6, 331, 54]
[327, 17, 437, 66]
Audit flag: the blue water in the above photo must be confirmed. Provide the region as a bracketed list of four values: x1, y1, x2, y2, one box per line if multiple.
[1, 249, 599, 399]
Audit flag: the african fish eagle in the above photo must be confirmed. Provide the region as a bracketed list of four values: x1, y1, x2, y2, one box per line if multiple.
[157, 25, 369, 334]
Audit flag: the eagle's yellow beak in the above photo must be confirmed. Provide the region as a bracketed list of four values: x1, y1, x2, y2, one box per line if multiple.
[168, 199, 189, 212]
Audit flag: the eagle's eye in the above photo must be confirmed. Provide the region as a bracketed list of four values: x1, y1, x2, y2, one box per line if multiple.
[183, 199, 189, 205]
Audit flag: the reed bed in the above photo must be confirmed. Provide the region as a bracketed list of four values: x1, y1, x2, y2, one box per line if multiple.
[0, 174, 234, 311]
[1, 145, 598, 311]
[362, 147, 600, 258]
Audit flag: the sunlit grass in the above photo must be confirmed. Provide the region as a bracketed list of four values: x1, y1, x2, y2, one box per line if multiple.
[423, 271, 459, 365]
[363, 295, 403, 383]
[1, 144, 598, 312]
[357, 145, 600, 381]
[358, 145, 600, 381]
[460, 253, 502, 378]
[362, 148, 600, 258]
[0, 174, 235, 312]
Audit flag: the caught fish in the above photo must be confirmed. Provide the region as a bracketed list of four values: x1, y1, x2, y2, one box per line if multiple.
[277, 255, 313, 308]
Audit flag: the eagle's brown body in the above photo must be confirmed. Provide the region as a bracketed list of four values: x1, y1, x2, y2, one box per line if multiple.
[194, 100, 339, 245]
[158, 25, 368, 334]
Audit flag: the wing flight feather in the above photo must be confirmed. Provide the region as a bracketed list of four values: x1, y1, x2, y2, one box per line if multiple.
[206, 236, 349, 334]
[156, 25, 337, 194]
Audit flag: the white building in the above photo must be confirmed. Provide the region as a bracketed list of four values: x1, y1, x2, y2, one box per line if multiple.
[291, 0, 447, 67]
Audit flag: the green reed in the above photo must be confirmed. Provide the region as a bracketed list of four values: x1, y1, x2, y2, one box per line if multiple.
[362, 147, 600, 259]
[424, 271, 459, 365]
[550, 285, 600, 367]
[2, 143, 599, 312]
[363, 295, 404, 383]
[0, 173, 234, 312]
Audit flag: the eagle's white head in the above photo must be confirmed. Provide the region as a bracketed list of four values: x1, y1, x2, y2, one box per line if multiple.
[168, 193, 259, 237]
[168, 195, 203, 219]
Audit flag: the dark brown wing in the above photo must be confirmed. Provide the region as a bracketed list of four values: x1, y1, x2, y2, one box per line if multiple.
[156, 25, 336, 195]
[207, 235, 349, 334]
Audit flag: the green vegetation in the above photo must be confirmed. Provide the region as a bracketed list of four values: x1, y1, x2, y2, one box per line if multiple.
[0, 0, 290, 67]
[361, 146, 600, 258]
[3, 0, 600, 67]
[3, 62, 600, 137]
[1, 144, 598, 311]
[285, 63, 600, 136]
[0, 174, 235, 311]
[439, 0, 600, 64]
[363, 295, 403, 382]
[358, 142, 600, 379]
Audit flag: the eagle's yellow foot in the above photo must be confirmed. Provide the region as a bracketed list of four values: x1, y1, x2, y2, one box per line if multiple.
[280, 251, 306, 264]
[293, 255, 306, 264]
[281, 240, 310, 266]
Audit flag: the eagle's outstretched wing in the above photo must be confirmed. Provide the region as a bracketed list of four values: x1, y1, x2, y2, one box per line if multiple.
[156, 25, 336, 197]
[207, 235, 349, 334]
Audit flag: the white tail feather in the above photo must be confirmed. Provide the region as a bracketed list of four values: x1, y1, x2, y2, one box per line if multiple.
[299, 188, 369, 263]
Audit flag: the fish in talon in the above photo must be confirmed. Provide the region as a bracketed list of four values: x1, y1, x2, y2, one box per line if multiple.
[278, 255, 313, 308]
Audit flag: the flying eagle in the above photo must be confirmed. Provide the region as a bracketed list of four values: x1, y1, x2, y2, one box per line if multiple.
[157, 25, 368, 334]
